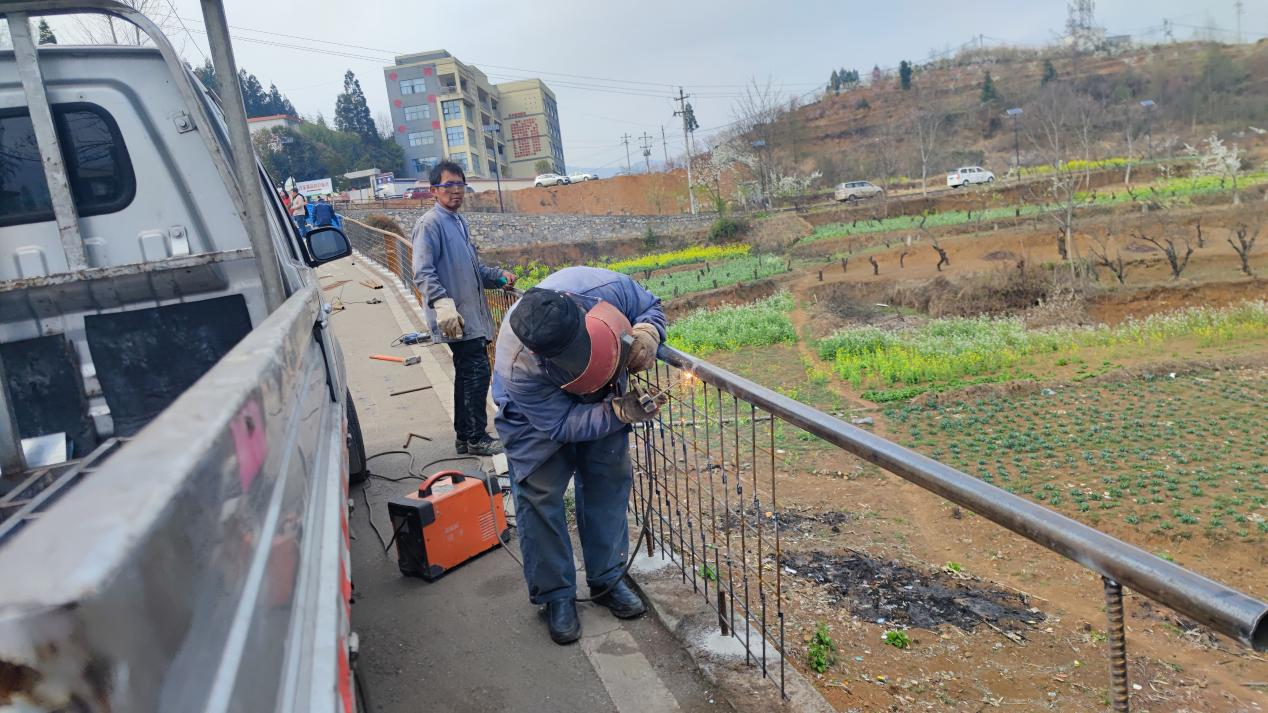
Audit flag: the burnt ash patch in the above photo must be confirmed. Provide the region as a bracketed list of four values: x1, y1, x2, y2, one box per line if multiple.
[782, 551, 1045, 634]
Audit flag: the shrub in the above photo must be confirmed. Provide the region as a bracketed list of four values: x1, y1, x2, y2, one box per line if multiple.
[708, 217, 749, 244]
[361, 213, 406, 237]
[807, 623, 836, 673]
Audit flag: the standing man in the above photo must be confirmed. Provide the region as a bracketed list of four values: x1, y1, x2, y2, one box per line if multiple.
[492, 266, 665, 644]
[288, 186, 308, 233]
[310, 195, 335, 228]
[412, 159, 515, 456]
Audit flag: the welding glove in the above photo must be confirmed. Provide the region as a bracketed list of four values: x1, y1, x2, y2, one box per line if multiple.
[626, 323, 661, 373]
[611, 388, 660, 424]
[433, 297, 465, 339]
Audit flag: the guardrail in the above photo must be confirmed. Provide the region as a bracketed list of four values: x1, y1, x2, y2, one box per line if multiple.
[341, 213, 1267, 711]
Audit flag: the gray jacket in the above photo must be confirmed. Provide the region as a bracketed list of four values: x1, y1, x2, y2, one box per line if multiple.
[411, 204, 505, 343]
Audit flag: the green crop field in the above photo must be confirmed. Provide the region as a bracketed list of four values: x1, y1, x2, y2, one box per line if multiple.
[638, 255, 788, 298]
[815, 302, 1268, 400]
[666, 292, 797, 354]
[885, 371, 1268, 542]
[805, 171, 1268, 244]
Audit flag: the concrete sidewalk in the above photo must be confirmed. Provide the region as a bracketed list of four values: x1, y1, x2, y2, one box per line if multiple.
[320, 256, 734, 713]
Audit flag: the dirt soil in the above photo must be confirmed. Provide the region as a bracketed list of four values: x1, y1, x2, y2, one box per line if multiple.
[465, 172, 694, 215]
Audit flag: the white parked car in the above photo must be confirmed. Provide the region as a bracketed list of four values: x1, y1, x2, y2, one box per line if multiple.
[534, 173, 570, 187]
[568, 171, 599, 182]
[947, 166, 995, 188]
[834, 180, 884, 202]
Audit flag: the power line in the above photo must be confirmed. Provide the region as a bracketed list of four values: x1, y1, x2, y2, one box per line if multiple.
[173, 14, 791, 93]
[164, 0, 207, 62]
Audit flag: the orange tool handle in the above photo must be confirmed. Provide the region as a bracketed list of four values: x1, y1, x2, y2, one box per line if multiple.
[369, 354, 405, 363]
[419, 470, 468, 497]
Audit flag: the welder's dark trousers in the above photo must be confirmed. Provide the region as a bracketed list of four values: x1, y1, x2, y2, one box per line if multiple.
[509, 429, 632, 604]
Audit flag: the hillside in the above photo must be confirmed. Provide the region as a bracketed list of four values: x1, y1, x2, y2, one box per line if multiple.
[763, 40, 1268, 188]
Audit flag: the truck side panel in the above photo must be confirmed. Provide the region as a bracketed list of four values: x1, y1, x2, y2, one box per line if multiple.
[0, 286, 350, 713]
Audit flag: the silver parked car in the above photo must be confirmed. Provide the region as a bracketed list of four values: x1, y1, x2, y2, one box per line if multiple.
[835, 180, 884, 202]
[947, 166, 995, 188]
[534, 172, 570, 187]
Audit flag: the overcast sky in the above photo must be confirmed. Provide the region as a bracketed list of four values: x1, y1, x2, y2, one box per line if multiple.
[104, 1, 1268, 170]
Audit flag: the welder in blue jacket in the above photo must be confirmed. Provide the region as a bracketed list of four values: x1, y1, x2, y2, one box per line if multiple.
[492, 266, 666, 644]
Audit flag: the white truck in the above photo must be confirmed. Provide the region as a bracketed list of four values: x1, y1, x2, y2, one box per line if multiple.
[0, 2, 367, 711]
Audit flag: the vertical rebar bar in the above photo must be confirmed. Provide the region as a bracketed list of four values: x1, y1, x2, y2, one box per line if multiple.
[719, 389, 736, 639]
[1102, 577, 1130, 712]
[718, 589, 729, 636]
[734, 395, 750, 663]
[772, 416, 785, 698]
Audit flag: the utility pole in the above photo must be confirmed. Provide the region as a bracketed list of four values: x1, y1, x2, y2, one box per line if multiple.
[1234, 0, 1244, 43]
[660, 125, 670, 168]
[639, 132, 653, 174]
[673, 86, 698, 214]
[620, 133, 632, 174]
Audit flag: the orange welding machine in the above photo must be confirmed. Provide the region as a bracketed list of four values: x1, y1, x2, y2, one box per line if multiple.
[388, 469, 509, 580]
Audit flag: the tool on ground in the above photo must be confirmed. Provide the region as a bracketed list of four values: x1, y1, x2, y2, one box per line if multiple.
[388, 469, 509, 580]
[395, 331, 430, 346]
[390, 385, 434, 397]
[369, 354, 420, 366]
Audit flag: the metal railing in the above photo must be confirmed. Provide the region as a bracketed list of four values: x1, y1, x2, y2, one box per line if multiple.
[343, 214, 1268, 711]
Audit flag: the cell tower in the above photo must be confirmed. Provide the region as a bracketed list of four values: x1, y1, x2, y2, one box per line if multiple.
[1065, 0, 1106, 52]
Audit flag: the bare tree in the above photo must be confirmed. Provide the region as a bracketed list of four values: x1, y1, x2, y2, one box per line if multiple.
[71, 0, 175, 45]
[1088, 232, 1129, 284]
[869, 255, 879, 275]
[867, 124, 901, 188]
[909, 88, 947, 197]
[931, 242, 950, 272]
[732, 77, 785, 209]
[1024, 82, 1100, 264]
[1227, 223, 1259, 277]
[1133, 230, 1193, 280]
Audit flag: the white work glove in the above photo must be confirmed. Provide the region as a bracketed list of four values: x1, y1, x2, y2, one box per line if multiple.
[433, 297, 465, 339]
[626, 323, 661, 373]
[611, 387, 661, 424]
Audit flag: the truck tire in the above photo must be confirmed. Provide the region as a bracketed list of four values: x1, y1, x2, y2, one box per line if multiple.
[347, 393, 368, 484]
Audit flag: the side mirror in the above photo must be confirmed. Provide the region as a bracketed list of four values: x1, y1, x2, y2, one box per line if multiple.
[303, 226, 351, 266]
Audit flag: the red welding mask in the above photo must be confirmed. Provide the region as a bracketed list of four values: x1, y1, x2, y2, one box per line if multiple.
[510, 288, 633, 395]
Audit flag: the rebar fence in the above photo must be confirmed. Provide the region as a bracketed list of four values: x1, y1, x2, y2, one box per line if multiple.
[342, 214, 1268, 711]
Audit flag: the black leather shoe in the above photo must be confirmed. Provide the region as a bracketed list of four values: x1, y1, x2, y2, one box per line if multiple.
[466, 436, 503, 456]
[546, 599, 581, 644]
[589, 578, 646, 619]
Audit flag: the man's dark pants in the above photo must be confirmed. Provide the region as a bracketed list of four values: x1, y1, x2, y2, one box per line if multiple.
[509, 429, 632, 604]
[449, 337, 491, 443]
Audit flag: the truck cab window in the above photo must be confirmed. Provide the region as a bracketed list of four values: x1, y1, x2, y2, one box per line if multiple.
[0, 103, 135, 227]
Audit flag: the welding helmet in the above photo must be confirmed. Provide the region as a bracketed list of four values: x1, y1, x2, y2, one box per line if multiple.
[510, 288, 633, 395]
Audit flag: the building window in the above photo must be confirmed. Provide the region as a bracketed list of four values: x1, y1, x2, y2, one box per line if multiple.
[407, 130, 435, 147]
[403, 104, 431, 122]
[412, 157, 438, 174]
[441, 99, 462, 120]
[445, 125, 465, 146]
[449, 153, 468, 171]
[400, 78, 427, 95]
[488, 159, 497, 175]
[468, 128, 478, 147]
